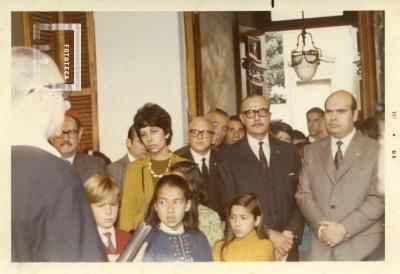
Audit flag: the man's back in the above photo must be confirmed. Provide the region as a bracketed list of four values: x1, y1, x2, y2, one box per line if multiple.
[73, 152, 106, 183]
[12, 146, 106, 262]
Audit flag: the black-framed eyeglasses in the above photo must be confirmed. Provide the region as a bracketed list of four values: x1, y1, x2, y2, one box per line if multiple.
[55, 129, 79, 138]
[189, 129, 214, 137]
[242, 108, 270, 119]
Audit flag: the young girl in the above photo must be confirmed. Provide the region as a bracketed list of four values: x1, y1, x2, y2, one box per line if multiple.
[119, 103, 187, 232]
[143, 174, 212, 262]
[212, 193, 274, 261]
[170, 161, 224, 247]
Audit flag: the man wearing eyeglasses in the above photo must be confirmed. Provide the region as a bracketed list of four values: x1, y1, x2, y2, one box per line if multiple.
[49, 110, 106, 182]
[11, 47, 106, 261]
[175, 117, 223, 217]
[218, 95, 304, 261]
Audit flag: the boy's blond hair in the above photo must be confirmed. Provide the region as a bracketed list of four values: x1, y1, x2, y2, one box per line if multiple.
[83, 175, 120, 203]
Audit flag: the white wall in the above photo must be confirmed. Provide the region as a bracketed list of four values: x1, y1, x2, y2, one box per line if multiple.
[240, 25, 359, 136]
[272, 25, 359, 135]
[94, 12, 187, 161]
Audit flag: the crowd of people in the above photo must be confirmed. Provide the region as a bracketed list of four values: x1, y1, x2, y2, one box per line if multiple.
[11, 47, 384, 262]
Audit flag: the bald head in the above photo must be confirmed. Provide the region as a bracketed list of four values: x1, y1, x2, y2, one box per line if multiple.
[324, 90, 358, 139]
[325, 90, 357, 112]
[189, 116, 213, 129]
[12, 47, 64, 105]
[12, 47, 70, 139]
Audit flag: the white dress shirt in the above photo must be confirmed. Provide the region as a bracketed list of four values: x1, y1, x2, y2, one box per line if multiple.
[63, 153, 76, 164]
[330, 128, 356, 159]
[190, 148, 211, 170]
[97, 226, 116, 248]
[127, 152, 136, 163]
[247, 133, 270, 164]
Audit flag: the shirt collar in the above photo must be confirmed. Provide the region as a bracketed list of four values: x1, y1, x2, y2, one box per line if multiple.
[189, 148, 211, 168]
[330, 128, 356, 157]
[247, 133, 269, 148]
[63, 153, 76, 164]
[97, 226, 116, 246]
[247, 133, 270, 162]
[159, 222, 185, 235]
[127, 152, 136, 162]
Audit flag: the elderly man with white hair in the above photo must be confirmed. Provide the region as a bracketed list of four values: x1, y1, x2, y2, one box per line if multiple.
[11, 47, 107, 262]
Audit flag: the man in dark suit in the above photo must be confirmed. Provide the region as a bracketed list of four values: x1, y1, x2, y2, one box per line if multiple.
[175, 116, 223, 217]
[107, 124, 147, 191]
[11, 47, 106, 261]
[295, 90, 384, 260]
[49, 110, 106, 182]
[218, 95, 303, 261]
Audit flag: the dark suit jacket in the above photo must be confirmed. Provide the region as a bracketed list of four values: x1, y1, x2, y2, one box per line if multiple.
[175, 146, 224, 218]
[218, 136, 304, 259]
[12, 146, 107, 262]
[106, 154, 130, 191]
[73, 152, 107, 183]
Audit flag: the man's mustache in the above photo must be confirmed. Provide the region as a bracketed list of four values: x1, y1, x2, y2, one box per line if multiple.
[60, 141, 73, 147]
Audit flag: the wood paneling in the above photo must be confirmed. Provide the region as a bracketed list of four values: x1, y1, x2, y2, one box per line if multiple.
[22, 12, 99, 150]
[358, 11, 378, 118]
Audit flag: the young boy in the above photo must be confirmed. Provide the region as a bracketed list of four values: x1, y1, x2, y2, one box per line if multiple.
[84, 175, 132, 262]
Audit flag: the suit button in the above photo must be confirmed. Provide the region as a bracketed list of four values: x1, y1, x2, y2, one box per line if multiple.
[268, 212, 272, 217]
[331, 205, 336, 209]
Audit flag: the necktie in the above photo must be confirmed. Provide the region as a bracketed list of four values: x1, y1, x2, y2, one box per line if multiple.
[259, 142, 268, 169]
[334, 140, 344, 169]
[103, 232, 116, 254]
[201, 157, 209, 177]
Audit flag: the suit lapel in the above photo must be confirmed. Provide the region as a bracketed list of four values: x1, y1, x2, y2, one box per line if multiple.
[185, 147, 195, 162]
[335, 132, 363, 181]
[269, 137, 281, 177]
[319, 138, 336, 184]
[209, 150, 218, 172]
[240, 138, 266, 188]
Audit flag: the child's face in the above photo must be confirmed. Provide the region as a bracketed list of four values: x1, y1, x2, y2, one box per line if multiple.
[154, 184, 191, 230]
[229, 205, 260, 239]
[90, 196, 119, 229]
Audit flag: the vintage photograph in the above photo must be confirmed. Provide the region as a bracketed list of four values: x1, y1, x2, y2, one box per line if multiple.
[5, 3, 394, 274]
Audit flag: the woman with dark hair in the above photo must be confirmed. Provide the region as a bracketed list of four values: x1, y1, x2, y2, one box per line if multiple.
[170, 161, 224, 246]
[119, 103, 187, 232]
[212, 193, 274, 261]
[270, 122, 293, 143]
[143, 174, 212, 262]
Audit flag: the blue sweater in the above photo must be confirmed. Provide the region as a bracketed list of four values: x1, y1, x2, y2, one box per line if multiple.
[143, 228, 212, 262]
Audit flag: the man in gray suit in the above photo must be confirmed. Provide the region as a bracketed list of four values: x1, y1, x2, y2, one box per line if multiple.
[295, 90, 384, 261]
[106, 124, 147, 190]
[49, 110, 106, 182]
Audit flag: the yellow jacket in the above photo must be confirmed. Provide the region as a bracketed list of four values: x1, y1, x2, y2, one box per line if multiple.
[118, 153, 188, 232]
[212, 230, 274, 261]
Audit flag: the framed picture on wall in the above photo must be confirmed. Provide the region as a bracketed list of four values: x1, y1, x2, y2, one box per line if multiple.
[248, 36, 262, 61]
